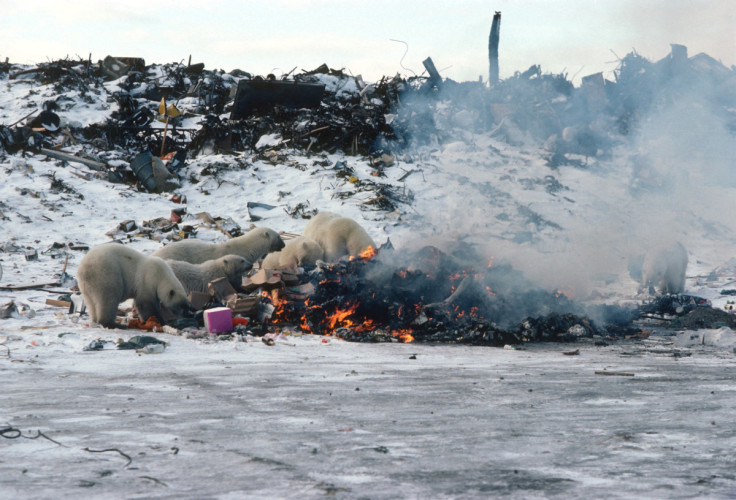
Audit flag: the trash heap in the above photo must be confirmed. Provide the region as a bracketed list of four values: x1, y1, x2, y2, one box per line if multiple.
[2, 44, 734, 179]
[3, 47, 736, 341]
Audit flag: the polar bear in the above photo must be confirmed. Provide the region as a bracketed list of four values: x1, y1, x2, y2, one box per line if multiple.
[641, 241, 688, 295]
[77, 243, 190, 328]
[166, 254, 252, 293]
[302, 211, 376, 262]
[151, 227, 285, 264]
[261, 236, 324, 269]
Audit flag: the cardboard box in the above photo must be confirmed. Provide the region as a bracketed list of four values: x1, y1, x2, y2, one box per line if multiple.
[226, 295, 260, 316]
[208, 277, 238, 301]
[188, 291, 211, 311]
[242, 269, 284, 292]
[204, 307, 233, 334]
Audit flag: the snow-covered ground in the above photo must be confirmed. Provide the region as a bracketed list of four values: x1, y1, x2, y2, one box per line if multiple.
[2, 335, 736, 499]
[2, 60, 736, 498]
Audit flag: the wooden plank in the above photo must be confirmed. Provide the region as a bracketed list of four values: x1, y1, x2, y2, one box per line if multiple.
[38, 148, 107, 172]
[0, 282, 61, 291]
[45, 299, 72, 308]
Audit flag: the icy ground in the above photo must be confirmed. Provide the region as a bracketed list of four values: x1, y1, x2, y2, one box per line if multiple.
[2, 329, 736, 499]
[2, 64, 736, 498]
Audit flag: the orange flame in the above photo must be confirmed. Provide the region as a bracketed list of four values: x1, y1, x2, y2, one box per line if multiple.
[391, 329, 415, 343]
[326, 302, 359, 330]
[299, 316, 313, 333]
[359, 245, 377, 259]
[261, 289, 289, 321]
[350, 246, 377, 261]
[321, 302, 379, 336]
[353, 320, 376, 333]
[298, 298, 316, 334]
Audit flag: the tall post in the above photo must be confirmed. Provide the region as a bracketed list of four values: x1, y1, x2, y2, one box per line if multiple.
[489, 11, 501, 85]
[422, 57, 443, 90]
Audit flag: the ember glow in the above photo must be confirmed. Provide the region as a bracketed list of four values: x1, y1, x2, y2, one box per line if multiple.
[555, 289, 575, 299]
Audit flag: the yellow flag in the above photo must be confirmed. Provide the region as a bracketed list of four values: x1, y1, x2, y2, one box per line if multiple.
[166, 103, 180, 118]
[158, 97, 166, 116]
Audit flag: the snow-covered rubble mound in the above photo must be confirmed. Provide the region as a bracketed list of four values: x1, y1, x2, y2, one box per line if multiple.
[1, 48, 736, 339]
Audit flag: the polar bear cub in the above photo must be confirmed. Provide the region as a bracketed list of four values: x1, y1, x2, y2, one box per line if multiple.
[302, 211, 376, 262]
[166, 254, 252, 293]
[77, 243, 189, 328]
[641, 241, 688, 295]
[261, 236, 324, 269]
[152, 227, 285, 264]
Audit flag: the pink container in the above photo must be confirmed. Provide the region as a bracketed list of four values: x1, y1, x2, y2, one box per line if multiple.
[204, 307, 233, 334]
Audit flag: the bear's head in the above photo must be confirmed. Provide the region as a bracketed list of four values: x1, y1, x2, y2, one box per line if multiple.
[296, 238, 324, 268]
[154, 261, 190, 318]
[260, 227, 285, 251]
[220, 254, 252, 277]
[163, 287, 190, 318]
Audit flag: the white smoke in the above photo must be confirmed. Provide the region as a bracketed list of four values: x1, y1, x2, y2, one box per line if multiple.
[386, 49, 736, 304]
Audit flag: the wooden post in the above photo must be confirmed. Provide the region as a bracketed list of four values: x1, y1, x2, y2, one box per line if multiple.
[422, 57, 442, 89]
[489, 11, 501, 85]
[160, 116, 170, 157]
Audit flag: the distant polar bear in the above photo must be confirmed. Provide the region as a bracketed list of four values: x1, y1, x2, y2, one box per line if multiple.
[77, 243, 190, 328]
[302, 211, 376, 262]
[166, 254, 252, 293]
[261, 236, 324, 269]
[151, 227, 285, 264]
[641, 241, 688, 295]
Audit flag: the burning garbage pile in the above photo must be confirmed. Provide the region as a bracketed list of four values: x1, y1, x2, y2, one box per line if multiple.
[245, 243, 733, 346]
[258, 245, 624, 346]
